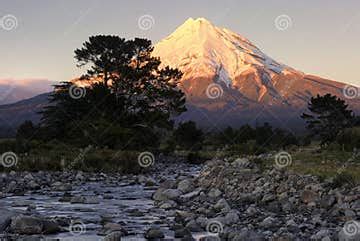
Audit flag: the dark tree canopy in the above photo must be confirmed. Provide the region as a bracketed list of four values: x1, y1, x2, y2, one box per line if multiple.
[301, 93, 354, 146]
[173, 121, 204, 150]
[41, 35, 186, 149]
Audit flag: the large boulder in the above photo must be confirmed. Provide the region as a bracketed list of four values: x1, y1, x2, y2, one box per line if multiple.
[0, 209, 18, 232]
[10, 215, 43, 235]
[145, 227, 165, 239]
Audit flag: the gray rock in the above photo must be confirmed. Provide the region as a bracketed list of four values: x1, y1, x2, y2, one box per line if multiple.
[145, 227, 165, 239]
[310, 229, 330, 240]
[185, 220, 202, 232]
[301, 190, 318, 204]
[159, 200, 177, 209]
[10, 215, 43, 235]
[232, 158, 250, 168]
[177, 179, 194, 193]
[42, 220, 60, 234]
[180, 189, 201, 201]
[103, 223, 127, 236]
[153, 188, 167, 201]
[224, 211, 239, 225]
[245, 206, 258, 215]
[208, 188, 222, 198]
[174, 227, 192, 238]
[103, 231, 126, 241]
[232, 228, 265, 241]
[259, 217, 277, 228]
[75, 172, 85, 181]
[214, 198, 231, 212]
[344, 209, 356, 217]
[52, 182, 72, 191]
[200, 236, 220, 241]
[0, 209, 18, 232]
[28, 181, 40, 189]
[162, 189, 182, 200]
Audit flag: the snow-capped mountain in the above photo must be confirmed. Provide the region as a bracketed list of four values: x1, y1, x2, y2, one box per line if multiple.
[153, 17, 292, 94]
[70, 17, 359, 116]
[153, 18, 359, 127]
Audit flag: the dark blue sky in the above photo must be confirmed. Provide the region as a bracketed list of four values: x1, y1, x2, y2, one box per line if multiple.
[1, 0, 359, 85]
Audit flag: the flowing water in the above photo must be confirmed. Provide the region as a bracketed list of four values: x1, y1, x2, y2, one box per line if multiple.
[0, 164, 204, 240]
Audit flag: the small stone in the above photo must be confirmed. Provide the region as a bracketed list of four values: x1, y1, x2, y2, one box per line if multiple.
[208, 188, 222, 198]
[214, 198, 231, 212]
[301, 190, 318, 204]
[224, 211, 239, 225]
[177, 179, 194, 193]
[103, 231, 126, 241]
[185, 220, 202, 232]
[259, 216, 277, 228]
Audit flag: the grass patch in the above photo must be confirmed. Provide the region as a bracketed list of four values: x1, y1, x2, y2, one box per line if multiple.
[0, 142, 142, 173]
[289, 148, 360, 184]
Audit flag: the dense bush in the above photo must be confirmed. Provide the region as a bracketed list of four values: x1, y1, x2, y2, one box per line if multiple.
[207, 123, 298, 154]
[336, 127, 360, 151]
[173, 121, 203, 151]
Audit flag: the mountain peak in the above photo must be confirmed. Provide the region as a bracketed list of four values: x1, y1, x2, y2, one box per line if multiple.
[173, 17, 217, 36]
[153, 17, 287, 87]
[183, 17, 213, 26]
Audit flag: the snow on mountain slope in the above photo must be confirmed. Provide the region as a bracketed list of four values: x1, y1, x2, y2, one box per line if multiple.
[153, 18, 291, 83]
[153, 18, 358, 115]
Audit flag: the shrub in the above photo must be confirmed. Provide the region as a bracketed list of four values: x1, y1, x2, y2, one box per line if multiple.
[187, 152, 202, 164]
[336, 127, 360, 151]
[0, 139, 17, 153]
[173, 121, 204, 151]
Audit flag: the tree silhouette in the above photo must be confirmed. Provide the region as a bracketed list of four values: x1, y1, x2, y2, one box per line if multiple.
[41, 35, 186, 148]
[74, 35, 128, 87]
[301, 94, 354, 146]
[173, 121, 203, 150]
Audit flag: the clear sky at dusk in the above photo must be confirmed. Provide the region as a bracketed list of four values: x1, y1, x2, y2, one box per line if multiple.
[1, 0, 359, 85]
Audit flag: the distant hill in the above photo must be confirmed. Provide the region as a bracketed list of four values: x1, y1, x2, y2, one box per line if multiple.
[0, 93, 49, 137]
[0, 79, 54, 105]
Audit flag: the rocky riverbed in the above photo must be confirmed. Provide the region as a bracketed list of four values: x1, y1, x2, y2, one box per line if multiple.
[1, 156, 360, 241]
[152, 157, 360, 241]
